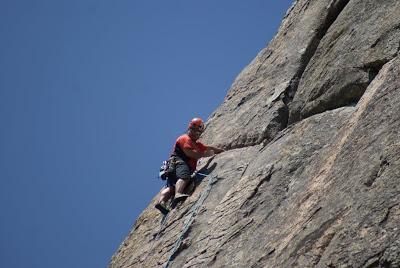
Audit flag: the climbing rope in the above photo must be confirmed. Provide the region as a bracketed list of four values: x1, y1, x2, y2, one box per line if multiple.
[163, 173, 218, 268]
[141, 209, 169, 265]
[154, 213, 169, 244]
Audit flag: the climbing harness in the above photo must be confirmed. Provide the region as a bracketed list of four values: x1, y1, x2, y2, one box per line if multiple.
[163, 173, 218, 268]
[159, 157, 184, 180]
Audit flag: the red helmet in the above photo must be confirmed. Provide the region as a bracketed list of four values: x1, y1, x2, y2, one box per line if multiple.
[188, 118, 205, 132]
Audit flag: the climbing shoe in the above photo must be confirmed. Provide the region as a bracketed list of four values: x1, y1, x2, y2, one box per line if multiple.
[174, 193, 189, 200]
[155, 202, 170, 215]
[171, 193, 189, 208]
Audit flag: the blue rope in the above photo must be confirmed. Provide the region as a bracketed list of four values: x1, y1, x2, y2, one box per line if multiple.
[163, 173, 218, 268]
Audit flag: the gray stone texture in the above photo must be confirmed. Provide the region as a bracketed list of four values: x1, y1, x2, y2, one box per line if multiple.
[201, 0, 352, 149]
[289, 0, 400, 123]
[109, 0, 400, 267]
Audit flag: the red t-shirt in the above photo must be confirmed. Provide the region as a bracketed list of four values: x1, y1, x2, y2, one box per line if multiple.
[174, 134, 207, 170]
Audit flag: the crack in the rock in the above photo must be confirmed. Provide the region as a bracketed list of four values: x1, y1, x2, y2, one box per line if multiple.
[287, 0, 351, 124]
[379, 208, 391, 227]
[219, 0, 352, 152]
[364, 156, 390, 187]
[359, 59, 389, 84]
[288, 0, 351, 105]
[371, 23, 400, 49]
[255, 49, 274, 76]
[360, 249, 387, 268]
[240, 165, 274, 210]
[290, 209, 346, 266]
[288, 6, 400, 125]
[237, 89, 263, 107]
[206, 218, 255, 266]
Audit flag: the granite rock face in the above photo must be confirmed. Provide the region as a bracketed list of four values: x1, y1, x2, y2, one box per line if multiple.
[201, 0, 352, 149]
[110, 0, 400, 267]
[289, 0, 400, 123]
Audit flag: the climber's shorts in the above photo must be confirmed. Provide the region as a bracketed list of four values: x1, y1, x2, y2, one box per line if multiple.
[166, 160, 192, 188]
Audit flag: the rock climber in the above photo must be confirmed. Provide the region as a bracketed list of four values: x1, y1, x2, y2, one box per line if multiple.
[155, 118, 224, 214]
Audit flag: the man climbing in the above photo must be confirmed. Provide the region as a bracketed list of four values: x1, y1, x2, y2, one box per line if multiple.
[155, 118, 224, 215]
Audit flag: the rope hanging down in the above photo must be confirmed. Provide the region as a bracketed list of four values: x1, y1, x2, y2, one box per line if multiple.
[143, 212, 169, 263]
[163, 173, 218, 268]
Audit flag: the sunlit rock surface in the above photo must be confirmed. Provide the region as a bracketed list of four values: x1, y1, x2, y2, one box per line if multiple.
[110, 0, 400, 267]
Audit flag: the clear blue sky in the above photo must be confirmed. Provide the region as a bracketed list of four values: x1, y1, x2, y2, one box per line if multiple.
[0, 1, 293, 267]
